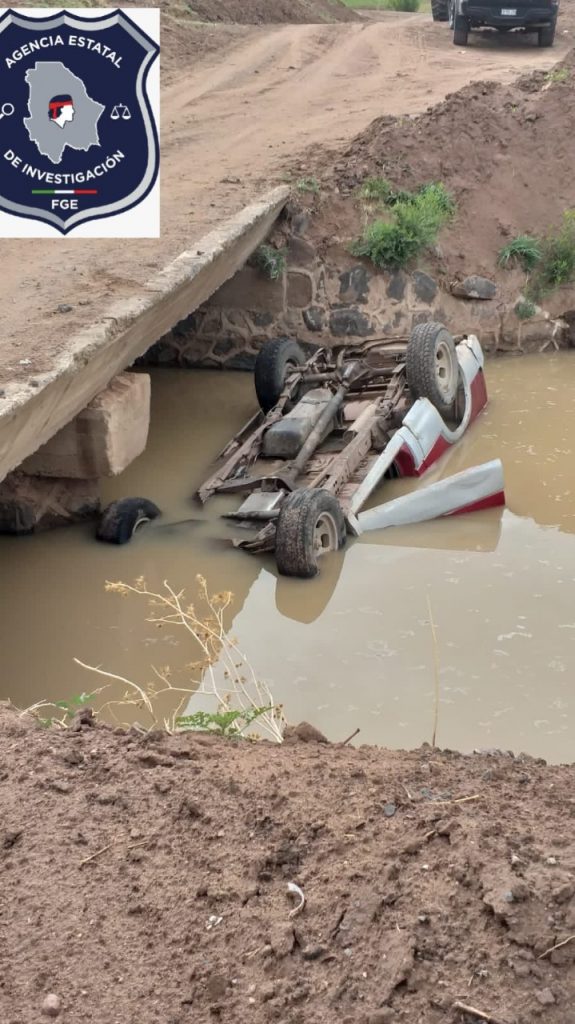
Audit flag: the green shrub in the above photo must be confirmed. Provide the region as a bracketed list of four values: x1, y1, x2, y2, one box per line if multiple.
[498, 235, 542, 272]
[514, 299, 537, 321]
[418, 181, 456, 217]
[536, 212, 575, 292]
[508, 213, 575, 301]
[351, 181, 455, 269]
[253, 244, 286, 281]
[351, 220, 417, 268]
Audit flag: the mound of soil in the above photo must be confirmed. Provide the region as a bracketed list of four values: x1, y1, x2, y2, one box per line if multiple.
[1, 705, 574, 1024]
[307, 47, 575, 278]
[187, 0, 359, 23]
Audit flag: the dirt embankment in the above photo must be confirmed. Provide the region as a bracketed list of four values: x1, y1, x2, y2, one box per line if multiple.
[1, 706, 574, 1024]
[305, 45, 575, 279]
[187, 0, 359, 23]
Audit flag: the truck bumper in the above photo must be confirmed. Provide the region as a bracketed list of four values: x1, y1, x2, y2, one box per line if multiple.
[461, 2, 557, 24]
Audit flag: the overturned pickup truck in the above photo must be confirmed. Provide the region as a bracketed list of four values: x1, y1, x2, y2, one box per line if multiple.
[193, 322, 502, 577]
[97, 323, 504, 575]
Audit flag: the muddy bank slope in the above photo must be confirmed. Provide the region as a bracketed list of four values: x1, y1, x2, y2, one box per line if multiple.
[1, 706, 574, 1023]
[306, 46, 575, 280]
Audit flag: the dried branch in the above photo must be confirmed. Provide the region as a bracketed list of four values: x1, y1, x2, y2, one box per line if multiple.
[538, 934, 575, 960]
[76, 577, 285, 743]
[453, 1000, 511, 1024]
[427, 592, 441, 748]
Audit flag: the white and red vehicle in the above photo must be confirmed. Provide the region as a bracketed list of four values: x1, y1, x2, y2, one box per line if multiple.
[97, 322, 504, 576]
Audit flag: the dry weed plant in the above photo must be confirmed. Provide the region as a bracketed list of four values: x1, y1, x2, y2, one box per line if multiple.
[23, 575, 285, 743]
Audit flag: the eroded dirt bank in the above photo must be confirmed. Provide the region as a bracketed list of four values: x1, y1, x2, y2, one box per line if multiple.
[305, 47, 575, 281]
[1, 706, 574, 1024]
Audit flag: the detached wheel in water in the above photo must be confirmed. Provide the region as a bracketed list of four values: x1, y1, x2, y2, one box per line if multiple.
[275, 488, 346, 579]
[406, 321, 459, 418]
[96, 497, 161, 545]
[254, 337, 306, 413]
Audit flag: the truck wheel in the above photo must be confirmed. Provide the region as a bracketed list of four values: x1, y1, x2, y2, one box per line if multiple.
[96, 497, 161, 545]
[406, 322, 459, 418]
[453, 15, 469, 44]
[275, 489, 346, 579]
[254, 337, 306, 413]
[538, 21, 555, 46]
[431, 0, 449, 21]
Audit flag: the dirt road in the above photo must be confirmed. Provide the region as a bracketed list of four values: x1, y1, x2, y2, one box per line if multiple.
[0, 14, 570, 386]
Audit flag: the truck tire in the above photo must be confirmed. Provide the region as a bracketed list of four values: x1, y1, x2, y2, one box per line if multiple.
[275, 489, 346, 579]
[538, 21, 556, 46]
[96, 497, 161, 544]
[453, 14, 469, 44]
[406, 322, 459, 418]
[431, 0, 449, 21]
[254, 337, 306, 413]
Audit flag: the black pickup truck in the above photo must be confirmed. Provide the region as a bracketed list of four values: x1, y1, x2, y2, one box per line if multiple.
[432, 0, 559, 46]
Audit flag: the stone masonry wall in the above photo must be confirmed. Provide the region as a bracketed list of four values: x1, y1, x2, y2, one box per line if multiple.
[142, 225, 575, 371]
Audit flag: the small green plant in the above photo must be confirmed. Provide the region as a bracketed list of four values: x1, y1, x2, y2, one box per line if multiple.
[296, 176, 320, 194]
[175, 705, 273, 737]
[515, 298, 537, 321]
[358, 177, 411, 206]
[351, 181, 455, 269]
[33, 691, 97, 728]
[546, 67, 569, 84]
[498, 235, 542, 272]
[253, 244, 286, 281]
[418, 181, 456, 217]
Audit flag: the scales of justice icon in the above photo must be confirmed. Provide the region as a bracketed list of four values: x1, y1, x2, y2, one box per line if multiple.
[110, 104, 131, 121]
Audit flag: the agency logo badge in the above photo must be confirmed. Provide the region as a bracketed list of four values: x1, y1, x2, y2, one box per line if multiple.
[0, 8, 159, 236]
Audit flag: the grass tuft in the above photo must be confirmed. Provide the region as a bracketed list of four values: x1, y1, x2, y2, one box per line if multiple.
[545, 67, 569, 84]
[253, 244, 286, 281]
[498, 235, 542, 272]
[358, 177, 411, 206]
[295, 176, 320, 194]
[499, 214, 575, 301]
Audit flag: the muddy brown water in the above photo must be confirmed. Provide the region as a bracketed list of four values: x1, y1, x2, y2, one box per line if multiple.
[1, 352, 574, 762]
